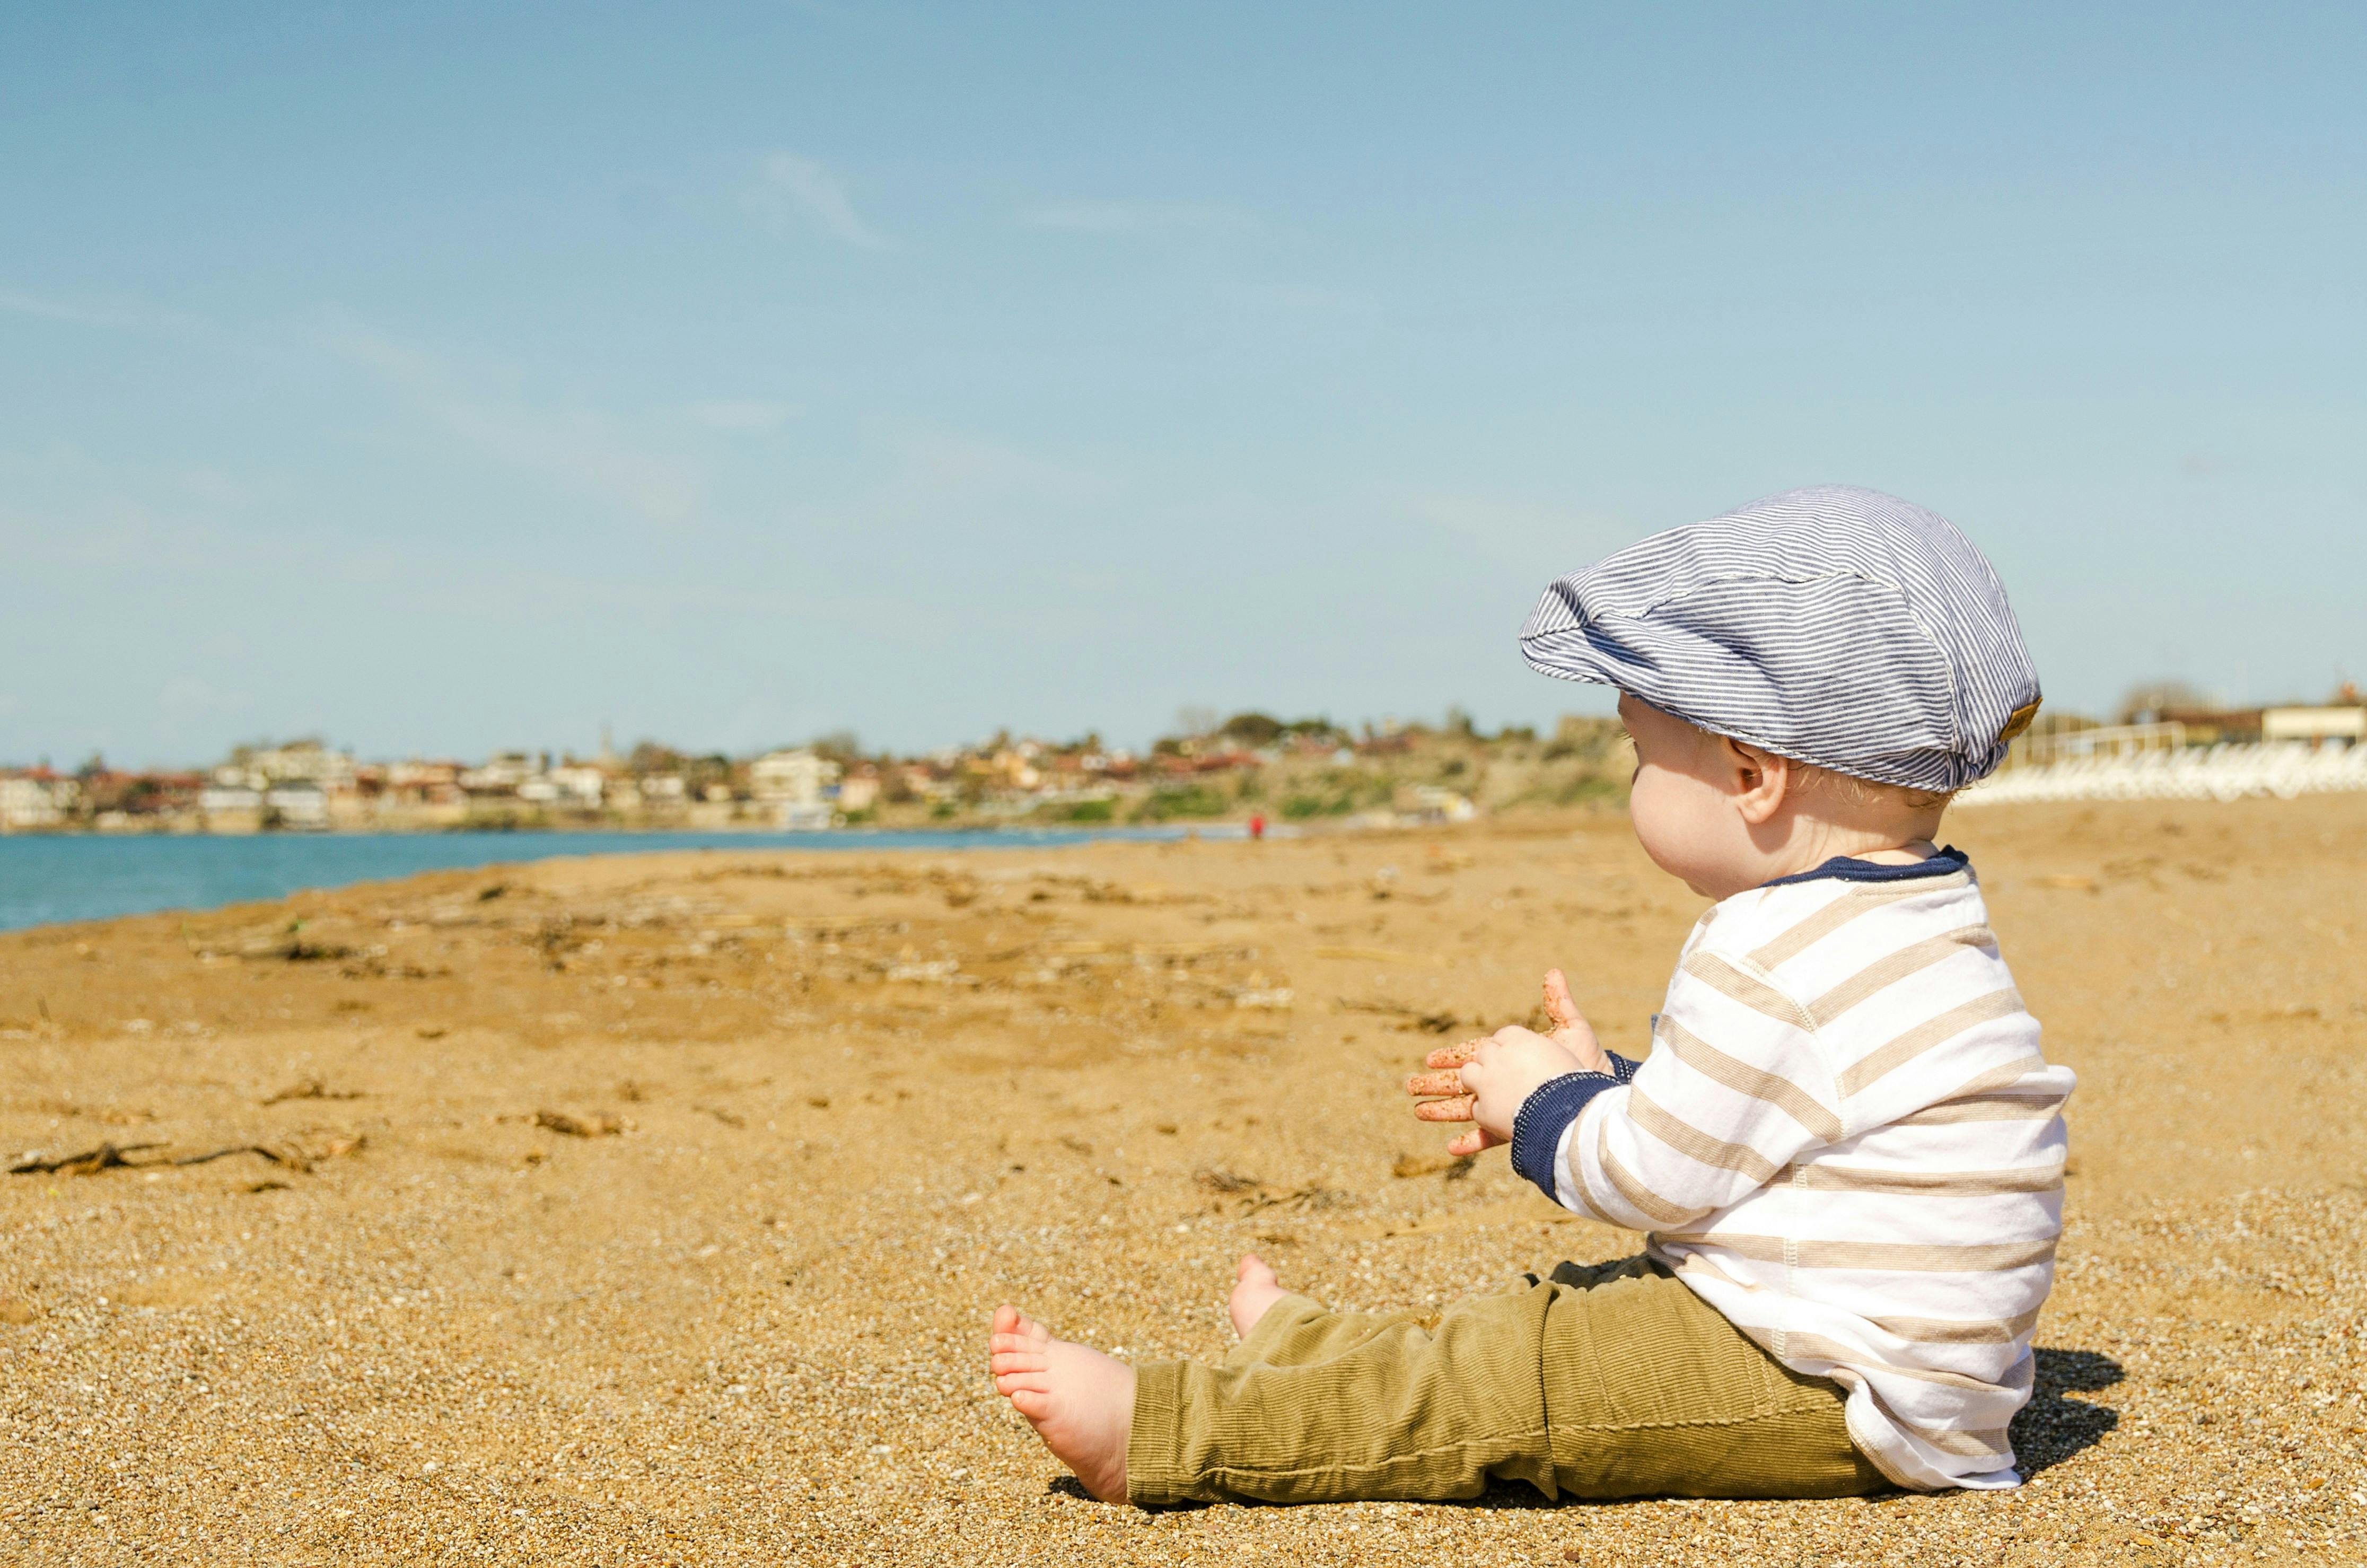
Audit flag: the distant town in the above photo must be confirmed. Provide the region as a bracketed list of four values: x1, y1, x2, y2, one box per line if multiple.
[0, 710, 1638, 836]
[3, 684, 2360, 836]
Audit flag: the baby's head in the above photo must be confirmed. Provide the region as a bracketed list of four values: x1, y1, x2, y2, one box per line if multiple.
[1616, 691, 1957, 897]
[1520, 486, 2039, 900]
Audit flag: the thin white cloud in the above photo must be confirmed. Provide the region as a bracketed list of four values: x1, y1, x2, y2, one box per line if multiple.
[0, 284, 211, 335]
[688, 399, 801, 433]
[0, 286, 130, 326]
[1021, 201, 1255, 236]
[748, 153, 893, 249]
[320, 318, 699, 525]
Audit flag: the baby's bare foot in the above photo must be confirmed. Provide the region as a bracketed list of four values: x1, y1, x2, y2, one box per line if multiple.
[1228, 1252, 1288, 1339]
[987, 1303, 1134, 1503]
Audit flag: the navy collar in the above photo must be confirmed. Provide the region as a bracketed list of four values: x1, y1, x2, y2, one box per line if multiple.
[1761, 843, 1970, 889]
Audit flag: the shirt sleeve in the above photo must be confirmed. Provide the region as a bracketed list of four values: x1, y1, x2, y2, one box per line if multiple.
[1509, 1072, 1621, 1197]
[1556, 951, 1843, 1231]
[1506, 1052, 1640, 1202]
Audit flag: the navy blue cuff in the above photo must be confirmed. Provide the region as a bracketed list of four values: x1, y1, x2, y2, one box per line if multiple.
[1510, 1071, 1622, 1200]
[1605, 1050, 1641, 1084]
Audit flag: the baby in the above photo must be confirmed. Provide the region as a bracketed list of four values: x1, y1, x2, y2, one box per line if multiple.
[989, 485, 2072, 1503]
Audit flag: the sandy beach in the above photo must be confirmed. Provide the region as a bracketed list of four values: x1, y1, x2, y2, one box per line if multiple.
[3, 797, 2362, 1565]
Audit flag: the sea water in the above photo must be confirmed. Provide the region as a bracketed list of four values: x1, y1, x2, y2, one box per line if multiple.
[0, 826, 1228, 933]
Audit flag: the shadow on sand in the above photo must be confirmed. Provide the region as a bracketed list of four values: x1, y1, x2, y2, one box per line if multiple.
[2007, 1346, 2124, 1477]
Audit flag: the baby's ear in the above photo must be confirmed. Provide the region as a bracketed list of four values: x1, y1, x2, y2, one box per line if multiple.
[1725, 737, 1793, 824]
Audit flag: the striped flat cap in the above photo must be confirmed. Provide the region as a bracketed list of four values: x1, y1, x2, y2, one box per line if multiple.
[1519, 485, 2040, 792]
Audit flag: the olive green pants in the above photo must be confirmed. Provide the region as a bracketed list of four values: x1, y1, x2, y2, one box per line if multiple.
[1128, 1255, 1888, 1506]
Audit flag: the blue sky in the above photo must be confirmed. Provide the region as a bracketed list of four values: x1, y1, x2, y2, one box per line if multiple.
[4, 3, 2363, 767]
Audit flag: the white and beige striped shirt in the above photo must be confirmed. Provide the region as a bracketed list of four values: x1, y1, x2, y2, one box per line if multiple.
[1551, 849, 2072, 1491]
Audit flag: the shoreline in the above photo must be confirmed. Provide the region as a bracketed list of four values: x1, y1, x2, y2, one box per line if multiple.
[0, 821, 1289, 936]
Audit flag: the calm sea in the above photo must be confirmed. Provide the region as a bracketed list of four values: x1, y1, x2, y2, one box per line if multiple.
[0, 826, 1222, 934]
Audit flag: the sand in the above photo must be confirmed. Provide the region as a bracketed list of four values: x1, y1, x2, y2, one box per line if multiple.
[3, 796, 2363, 1565]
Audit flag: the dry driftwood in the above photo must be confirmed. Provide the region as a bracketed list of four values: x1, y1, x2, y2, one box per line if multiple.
[172, 1143, 314, 1173]
[535, 1109, 624, 1138]
[260, 1076, 363, 1107]
[8, 1138, 347, 1177]
[8, 1142, 166, 1175]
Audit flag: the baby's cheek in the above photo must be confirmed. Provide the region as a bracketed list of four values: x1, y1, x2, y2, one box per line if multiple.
[1628, 769, 1715, 882]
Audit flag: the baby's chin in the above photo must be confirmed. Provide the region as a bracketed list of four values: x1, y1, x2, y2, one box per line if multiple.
[1663, 863, 1734, 900]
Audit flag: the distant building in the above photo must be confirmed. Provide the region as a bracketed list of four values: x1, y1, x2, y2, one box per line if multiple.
[382, 760, 465, 807]
[837, 767, 882, 814]
[460, 753, 537, 794]
[2262, 706, 2366, 742]
[900, 763, 952, 800]
[197, 782, 265, 833]
[750, 749, 840, 828]
[547, 765, 606, 808]
[2124, 705, 2263, 746]
[264, 783, 330, 830]
[213, 740, 357, 795]
[0, 772, 76, 831]
[990, 748, 1042, 790]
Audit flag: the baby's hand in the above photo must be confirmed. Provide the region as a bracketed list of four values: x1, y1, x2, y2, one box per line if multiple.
[1411, 1029, 1583, 1154]
[1404, 968, 1612, 1157]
